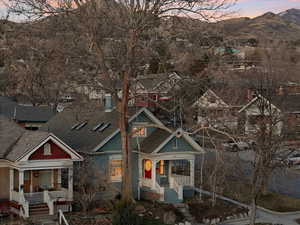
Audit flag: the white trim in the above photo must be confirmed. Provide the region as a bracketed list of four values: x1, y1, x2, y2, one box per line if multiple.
[238, 96, 259, 113]
[109, 154, 122, 160]
[238, 95, 281, 114]
[153, 128, 204, 154]
[92, 107, 165, 152]
[192, 89, 229, 108]
[17, 134, 83, 162]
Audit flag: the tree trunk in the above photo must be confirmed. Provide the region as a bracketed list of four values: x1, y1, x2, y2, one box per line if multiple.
[119, 71, 133, 203]
[249, 198, 257, 225]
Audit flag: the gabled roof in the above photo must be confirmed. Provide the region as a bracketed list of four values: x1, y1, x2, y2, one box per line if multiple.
[41, 105, 164, 153]
[135, 72, 183, 93]
[238, 95, 281, 113]
[137, 128, 204, 154]
[93, 107, 165, 151]
[0, 116, 81, 162]
[193, 89, 229, 109]
[239, 94, 300, 114]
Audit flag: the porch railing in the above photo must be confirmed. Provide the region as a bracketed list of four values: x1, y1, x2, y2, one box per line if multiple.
[58, 209, 69, 225]
[11, 191, 20, 203]
[19, 191, 29, 218]
[170, 177, 183, 200]
[44, 190, 54, 215]
[155, 182, 165, 201]
[170, 174, 191, 186]
[141, 178, 152, 188]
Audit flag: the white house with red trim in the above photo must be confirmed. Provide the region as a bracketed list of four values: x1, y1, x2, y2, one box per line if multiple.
[0, 116, 83, 218]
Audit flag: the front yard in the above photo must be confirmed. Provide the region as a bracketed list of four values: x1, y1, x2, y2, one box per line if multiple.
[187, 195, 249, 223]
[223, 181, 300, 212]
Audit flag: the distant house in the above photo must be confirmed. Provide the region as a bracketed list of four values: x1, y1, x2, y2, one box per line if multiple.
[0, 97, 55, 130]
[42, 95, 204, 203]
[238, 95, 283, 136]
[0, 116, 83, 218]
[131, 72, 183, 108]
[192, 89, 244, 129]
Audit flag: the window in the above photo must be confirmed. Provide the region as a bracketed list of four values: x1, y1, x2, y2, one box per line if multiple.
[132, 126, 147, 137]
[110, 160, 122, 182]
[44, 143, 51, 155]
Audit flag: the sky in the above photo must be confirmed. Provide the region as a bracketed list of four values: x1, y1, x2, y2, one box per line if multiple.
[233, 0, 300, 18]
[1, 0, 300, 20]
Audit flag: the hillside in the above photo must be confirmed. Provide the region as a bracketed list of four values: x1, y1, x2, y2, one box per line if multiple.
[217, 11, 300, 43]
[279, 8, 300, 26]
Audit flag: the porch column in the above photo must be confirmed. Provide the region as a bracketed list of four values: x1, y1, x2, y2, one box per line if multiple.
[138, 158, 143, 200]
[189, 159, 195, 186]
[68, 168, 73, 201]
[58, 169, 62, 188]
[168, 161, 172, 178]
[138, 158, 143, 180]
[19, 170, 24, 193]
[9, 168, 14, 200]
[152, 160, 157, 189]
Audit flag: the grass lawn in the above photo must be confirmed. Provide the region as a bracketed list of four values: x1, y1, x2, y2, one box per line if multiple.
[223, 181, 300, 212]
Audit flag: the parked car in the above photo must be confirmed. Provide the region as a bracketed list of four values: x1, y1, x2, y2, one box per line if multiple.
[286, 152, 300, 166]
[222, 139, 255, 152]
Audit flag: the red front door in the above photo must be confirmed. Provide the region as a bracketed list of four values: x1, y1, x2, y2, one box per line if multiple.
[144, 160, 152, 179]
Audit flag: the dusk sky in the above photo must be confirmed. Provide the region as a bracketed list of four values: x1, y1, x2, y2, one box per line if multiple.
[1, 0, 300, 20]
[233, 0, 300, 18]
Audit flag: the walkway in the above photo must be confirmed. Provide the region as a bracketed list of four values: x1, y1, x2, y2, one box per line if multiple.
[194, 188, 300, 225]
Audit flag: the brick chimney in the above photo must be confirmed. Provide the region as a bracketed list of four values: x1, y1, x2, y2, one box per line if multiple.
[104, 93, 113, 112]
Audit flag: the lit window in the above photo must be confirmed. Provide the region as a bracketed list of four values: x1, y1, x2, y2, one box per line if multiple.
[110, 160, 122, 182]
[132, 126, 147, 137]
[159, 160, 164, 175]
[44, 143, 51, 155]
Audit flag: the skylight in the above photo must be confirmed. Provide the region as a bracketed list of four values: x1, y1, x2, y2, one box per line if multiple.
[92, 122, 104, 132]
[76, 121, 88, 130]
[99, 123, 111, 132]
[71, 122, 81, 130]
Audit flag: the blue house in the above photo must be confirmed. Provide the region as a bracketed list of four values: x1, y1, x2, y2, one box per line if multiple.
[42, 96, 204, 203]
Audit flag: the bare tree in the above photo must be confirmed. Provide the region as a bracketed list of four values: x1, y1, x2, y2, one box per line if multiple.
[73, 157, 113, 213]
[7, 0, 236, 203]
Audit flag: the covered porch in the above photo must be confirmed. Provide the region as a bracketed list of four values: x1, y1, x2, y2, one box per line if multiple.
[10, 167, 73, 217]
[139, 154, 195, 202]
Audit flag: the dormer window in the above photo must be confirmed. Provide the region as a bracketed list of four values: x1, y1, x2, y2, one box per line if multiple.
[44, 143, 51, 155]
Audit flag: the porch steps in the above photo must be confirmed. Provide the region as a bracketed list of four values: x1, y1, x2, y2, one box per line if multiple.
[29, 203, 49, 216]
[25, 193, 44, 204]
[164, 188, 182, 204]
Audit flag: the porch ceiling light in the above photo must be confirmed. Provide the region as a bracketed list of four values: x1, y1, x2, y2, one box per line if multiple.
[145, 160, 152, 172]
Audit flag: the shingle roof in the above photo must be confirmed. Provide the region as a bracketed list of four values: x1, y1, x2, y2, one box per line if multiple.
[14, 105, 55, 122]
[0, 96, 55, 122]
[5, 131, 49, 161]
[0, 116, 24, 159]
[40, 106, 130, 153]
[137, 129, 171, 154]
[0, 116, 50, 161]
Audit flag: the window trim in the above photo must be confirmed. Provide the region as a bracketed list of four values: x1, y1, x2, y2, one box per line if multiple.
[109, 155, 122, 182]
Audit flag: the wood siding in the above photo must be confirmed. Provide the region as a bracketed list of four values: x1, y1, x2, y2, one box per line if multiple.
[29, 140, 71, 160]
[0, 168, 9, 200]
